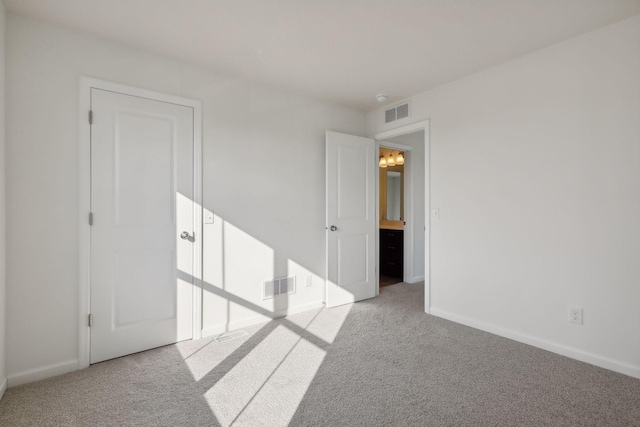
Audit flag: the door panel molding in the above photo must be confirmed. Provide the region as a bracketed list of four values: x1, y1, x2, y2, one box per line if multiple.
[78, 77, 202, 369]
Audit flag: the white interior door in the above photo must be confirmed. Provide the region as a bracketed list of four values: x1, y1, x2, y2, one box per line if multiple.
[326, 131, 376, 308]
[90, 88, 195, 364]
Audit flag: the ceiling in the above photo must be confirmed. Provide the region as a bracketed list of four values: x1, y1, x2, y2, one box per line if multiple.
[5, 0, 640, 111]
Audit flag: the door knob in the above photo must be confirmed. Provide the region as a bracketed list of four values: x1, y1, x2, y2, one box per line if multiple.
[180, 231, 195, 241]
[330, 225, 338, 231]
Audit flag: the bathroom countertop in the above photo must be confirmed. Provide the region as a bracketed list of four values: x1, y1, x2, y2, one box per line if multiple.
[379, 220, 404, 230]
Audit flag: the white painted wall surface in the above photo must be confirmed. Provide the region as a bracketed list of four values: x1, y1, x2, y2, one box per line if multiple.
[0, 0, 6, 398]
[5, 14, 365, 384]
[368, 16, 640, 377]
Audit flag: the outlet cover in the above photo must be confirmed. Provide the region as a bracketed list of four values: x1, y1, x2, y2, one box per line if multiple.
[569, 307, 583, 325]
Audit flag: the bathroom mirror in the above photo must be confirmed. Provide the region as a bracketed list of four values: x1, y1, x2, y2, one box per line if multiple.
[386, 171, 403, 220]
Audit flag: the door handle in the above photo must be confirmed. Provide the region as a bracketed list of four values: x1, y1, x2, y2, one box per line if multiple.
[330, 225, 338, 231]
[180, 231, 195, 242]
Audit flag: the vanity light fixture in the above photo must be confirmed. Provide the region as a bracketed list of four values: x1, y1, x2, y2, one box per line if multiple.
[379, 155, 387, 168]
[396, 152, 405, 165]
[387, 152, 396, 167]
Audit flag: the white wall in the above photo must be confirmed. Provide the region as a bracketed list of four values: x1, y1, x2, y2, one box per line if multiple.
[0, 0, 6, 399]
[5, 14, 365, 385]
[381, 131, 426, 281]
[368, 16, 640, 377]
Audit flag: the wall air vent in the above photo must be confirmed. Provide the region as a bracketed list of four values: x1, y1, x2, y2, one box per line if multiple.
[384, 102, 410, 123]
[215, 330, 248, 343]
[385, 108, 396, 123]
[263, 276, 296, 299]
[396, 103, 409, 120]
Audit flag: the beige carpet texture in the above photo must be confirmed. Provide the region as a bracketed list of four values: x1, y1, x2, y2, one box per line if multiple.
[1, 282, 639, 426]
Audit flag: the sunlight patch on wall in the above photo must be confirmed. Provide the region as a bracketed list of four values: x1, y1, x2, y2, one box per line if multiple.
[224, 220, 275, 316]
[202, 214, 277, 335]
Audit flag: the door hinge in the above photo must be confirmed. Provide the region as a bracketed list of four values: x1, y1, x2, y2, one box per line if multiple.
[88, 314, 93, 327]
[88, 110, 93, 124]
[89, 212, 94, 226]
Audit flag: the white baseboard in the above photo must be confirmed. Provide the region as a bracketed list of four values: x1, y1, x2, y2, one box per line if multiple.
[406, 275, 425, 284]
[202, 301, 325, 338]
[7, 359, 79, 388]
[0, 377, 7, 399]
[201, 324, 228, 338]
[430, 308, 640, 379]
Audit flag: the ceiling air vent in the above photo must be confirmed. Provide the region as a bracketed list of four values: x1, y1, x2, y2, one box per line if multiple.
[384, 102, 410, 123]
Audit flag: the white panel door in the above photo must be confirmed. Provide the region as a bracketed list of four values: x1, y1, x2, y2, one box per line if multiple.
[326, 131, 376, 308]
[90, 88, 195, 364]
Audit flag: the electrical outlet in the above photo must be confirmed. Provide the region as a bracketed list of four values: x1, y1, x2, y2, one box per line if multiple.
[305, 276, 312, 287]
[569, 307, 583, 325]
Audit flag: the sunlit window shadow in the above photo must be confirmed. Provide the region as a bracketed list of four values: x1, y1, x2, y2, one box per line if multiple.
[175, 266, 353, 425]
[172, 194, 357, 425]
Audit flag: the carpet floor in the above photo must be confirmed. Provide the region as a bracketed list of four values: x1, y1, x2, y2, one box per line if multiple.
[1, 282, 639, 426]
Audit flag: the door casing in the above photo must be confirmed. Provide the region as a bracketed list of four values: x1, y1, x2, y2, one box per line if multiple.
[78, 77, 203, 369]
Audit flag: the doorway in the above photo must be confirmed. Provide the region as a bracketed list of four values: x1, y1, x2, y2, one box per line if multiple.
[78, 78, 203, 367]
[378, 146, 406, 287]
[325, 122, 430, 312]
[375, 121, 430, 312]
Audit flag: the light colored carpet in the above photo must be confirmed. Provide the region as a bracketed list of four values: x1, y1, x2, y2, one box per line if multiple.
[1, 282, 639, 426]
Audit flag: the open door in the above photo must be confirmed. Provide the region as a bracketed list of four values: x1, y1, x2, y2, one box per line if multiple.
[326, 131, 376, 308]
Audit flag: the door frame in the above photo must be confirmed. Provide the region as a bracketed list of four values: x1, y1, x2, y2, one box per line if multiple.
[375, 140, 414, 294]
[78, 77, 203, 369]
[374, 120, 430, 313]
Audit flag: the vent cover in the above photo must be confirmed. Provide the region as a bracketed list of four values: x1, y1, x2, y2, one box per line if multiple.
[384, 102, 410, 123]
[215, 330, 248, 343]
[263, 276, 296, 299]
[396, 103, 409, 120]
[385, 108, 396, 123]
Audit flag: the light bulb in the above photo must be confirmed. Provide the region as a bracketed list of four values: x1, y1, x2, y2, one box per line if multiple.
[387, 152, 395, 167]
[396, 152, 404, 165]
[379, 155, 387, 168]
